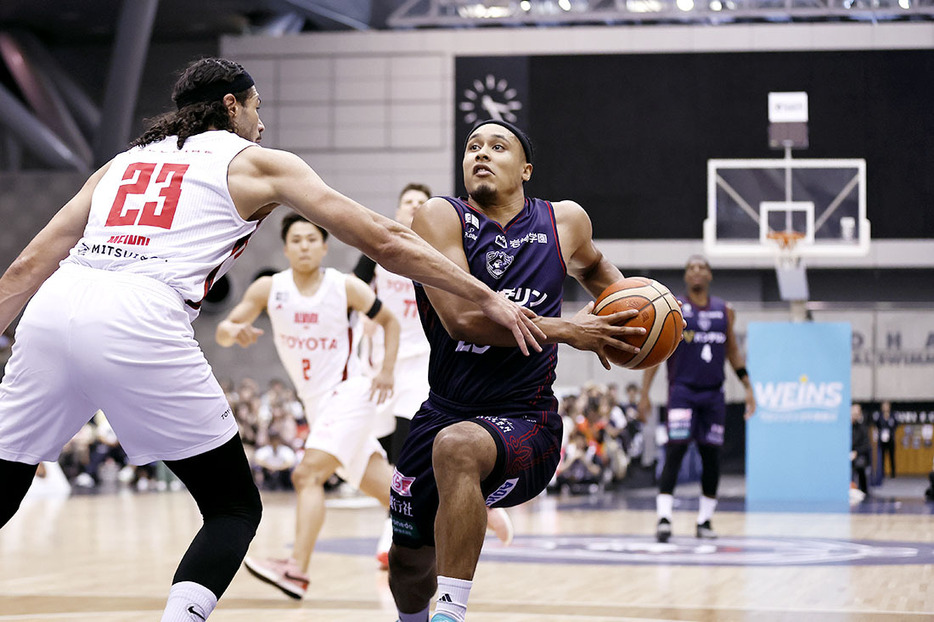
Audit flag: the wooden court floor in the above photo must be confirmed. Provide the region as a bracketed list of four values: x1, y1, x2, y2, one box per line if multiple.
[2, 481, 933, 622]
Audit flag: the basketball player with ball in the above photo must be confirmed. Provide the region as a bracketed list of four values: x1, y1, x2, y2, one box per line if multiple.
[639, 255, 757, 543]
[387, 119, 658, 622]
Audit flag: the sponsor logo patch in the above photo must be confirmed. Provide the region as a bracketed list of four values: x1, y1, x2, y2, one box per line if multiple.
[485, 477, 519, 506]
[391, 470, 415, 497]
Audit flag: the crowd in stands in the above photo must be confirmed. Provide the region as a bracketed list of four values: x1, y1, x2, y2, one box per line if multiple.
[53, 376, 309, 493]
[551, 382, 647, 495]
[48, 375, 650, 496]
[26, 365, 923, 503]
[222, 377, 306, 491]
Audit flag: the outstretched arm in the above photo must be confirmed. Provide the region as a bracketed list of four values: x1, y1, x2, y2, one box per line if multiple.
[216, 277, 272, 348]
[0, 162, 110, 333]
[725, 304, 756, 419]
[227, 148, 543, 355]
[638, 365, 660, 422]
[345, 274, 399, 405]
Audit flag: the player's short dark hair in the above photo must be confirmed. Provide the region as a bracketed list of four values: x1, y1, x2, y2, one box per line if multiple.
[467, 119, 534, 164]
[399, 183, 432, 200]
[685, 254, 711, 270]
[281, 212, 328, 242]
[131, 57, 255, 149]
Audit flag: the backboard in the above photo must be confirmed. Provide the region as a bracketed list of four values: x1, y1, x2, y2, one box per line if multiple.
[704, 158, 869, 258]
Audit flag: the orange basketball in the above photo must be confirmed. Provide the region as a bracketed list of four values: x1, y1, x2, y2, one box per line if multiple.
[592, 277, 683, 370]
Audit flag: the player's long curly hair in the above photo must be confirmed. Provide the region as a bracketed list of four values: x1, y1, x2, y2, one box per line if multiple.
[131, 58, 252, 149]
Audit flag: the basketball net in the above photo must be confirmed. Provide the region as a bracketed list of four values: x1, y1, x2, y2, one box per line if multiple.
[768, 230, 809, 320]
[767, 230, 805, 271]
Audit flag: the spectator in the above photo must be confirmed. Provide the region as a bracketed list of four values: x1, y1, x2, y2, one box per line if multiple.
[253, 430, 297, 491]
[74, 412, 128, 488]
[872, 400, 897, 479]
[554, 430, 604, 494]
[851, 403, 871, 499]
[58, 422, 95, 484]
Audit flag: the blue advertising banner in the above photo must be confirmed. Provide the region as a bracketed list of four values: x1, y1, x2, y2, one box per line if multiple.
[746, 322, 852, 512]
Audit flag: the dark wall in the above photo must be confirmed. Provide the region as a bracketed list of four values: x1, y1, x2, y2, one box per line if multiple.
[457, 50, 934, 240]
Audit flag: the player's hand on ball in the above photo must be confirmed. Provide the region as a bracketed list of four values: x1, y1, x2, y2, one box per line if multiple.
[592, 277, 683, 369]
[569, 302, 645, 370]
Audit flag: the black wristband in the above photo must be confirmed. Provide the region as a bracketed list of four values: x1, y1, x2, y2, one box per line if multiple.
[735, 367, 748, 381]
[365, 298, 383, 319]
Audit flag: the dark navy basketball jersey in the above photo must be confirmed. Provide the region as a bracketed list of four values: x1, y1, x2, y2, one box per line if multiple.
[414, 196, 566, 409]
[666, 295, 729, 390]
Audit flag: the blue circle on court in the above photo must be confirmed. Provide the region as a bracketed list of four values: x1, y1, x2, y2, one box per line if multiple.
[317, 534, 934, 566]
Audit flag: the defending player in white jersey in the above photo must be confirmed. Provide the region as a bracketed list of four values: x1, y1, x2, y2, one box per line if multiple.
[0, 57, 543, 622]
[216, 213, 400, 599]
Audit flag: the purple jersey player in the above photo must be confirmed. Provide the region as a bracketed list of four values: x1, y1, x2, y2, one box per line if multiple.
[387, 120, 644, 622]
[639, 255, 757, 543]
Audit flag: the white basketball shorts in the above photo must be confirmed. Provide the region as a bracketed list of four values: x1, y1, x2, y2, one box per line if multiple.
[0, 264, 237, 465]
[302, 375, 385, 488]
[372, 351, 430, 438]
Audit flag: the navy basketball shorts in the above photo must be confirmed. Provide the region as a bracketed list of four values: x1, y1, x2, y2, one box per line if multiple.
[390, 397, 562, 548]
[666, 383, 726, 447]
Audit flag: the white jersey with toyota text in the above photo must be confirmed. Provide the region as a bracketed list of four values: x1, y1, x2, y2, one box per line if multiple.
[367, 264, 430, 367]
[64, 131, 261, 319]
[268, 268, 360, 412]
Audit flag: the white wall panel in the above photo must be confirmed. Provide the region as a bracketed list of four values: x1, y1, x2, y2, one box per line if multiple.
[389, 77, 446, 102]
[335, 56, 389, 78]
[390, 55, 446, 78]
[334, 78, 387, 102]
[333, 125, 387, 149]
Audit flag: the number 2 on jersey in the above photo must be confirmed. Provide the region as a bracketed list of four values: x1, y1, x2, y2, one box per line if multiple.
[105, 162, 189, 229]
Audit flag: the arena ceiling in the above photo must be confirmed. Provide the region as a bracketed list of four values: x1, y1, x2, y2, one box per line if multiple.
[0, 0, 931, 171]
[0, 0, 383, 42]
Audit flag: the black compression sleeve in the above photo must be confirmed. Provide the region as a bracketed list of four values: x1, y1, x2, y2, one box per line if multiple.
[366, 298, 383, 319]
[353, 255, 377, 283]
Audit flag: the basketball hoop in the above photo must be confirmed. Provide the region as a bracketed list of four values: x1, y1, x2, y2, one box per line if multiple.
[767, 230, 806, 269]
[767, 230, 806, 251]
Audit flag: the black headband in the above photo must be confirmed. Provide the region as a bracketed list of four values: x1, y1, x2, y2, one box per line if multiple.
[467, 119, 533, 164]
[174, 72, 255, 110]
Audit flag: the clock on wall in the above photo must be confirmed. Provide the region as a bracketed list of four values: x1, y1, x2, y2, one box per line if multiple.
[458, 74, 523, 124]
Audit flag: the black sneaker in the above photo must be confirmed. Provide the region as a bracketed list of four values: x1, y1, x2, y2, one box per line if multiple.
[696, 520, 718, 539]
[656, 517, 672, 543]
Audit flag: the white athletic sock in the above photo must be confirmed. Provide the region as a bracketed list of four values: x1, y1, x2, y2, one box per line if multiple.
[434, 575, 472, 622]
[698, 495, 718, 524]
[399, 606, 430, 622]
[376, 516, 393, 555]
[160, 581, 217, 621]
[656, 493, 674, 521]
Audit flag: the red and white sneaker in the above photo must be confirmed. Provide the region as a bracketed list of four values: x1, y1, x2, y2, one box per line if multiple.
[486, 507, 514, 546]
[375, 517, 393, 570]
[376, 550, 389, 571]
[243, 556, 309, 599]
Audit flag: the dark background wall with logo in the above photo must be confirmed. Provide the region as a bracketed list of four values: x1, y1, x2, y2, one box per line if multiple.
[455, 50, 934, 241]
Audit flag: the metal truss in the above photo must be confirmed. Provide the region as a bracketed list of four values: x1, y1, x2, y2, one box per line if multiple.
[388, 0, 934, 27]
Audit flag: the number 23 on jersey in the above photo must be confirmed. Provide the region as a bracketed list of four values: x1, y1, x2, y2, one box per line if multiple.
[105, 162, 189, 229]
